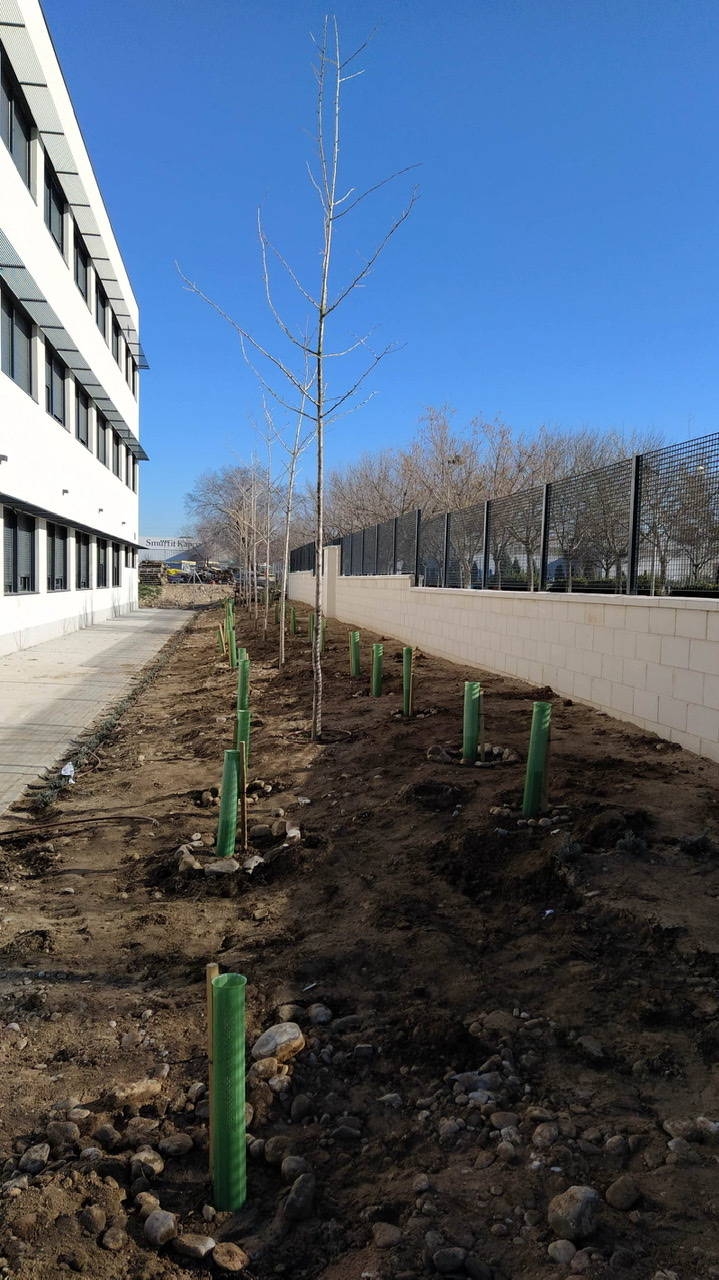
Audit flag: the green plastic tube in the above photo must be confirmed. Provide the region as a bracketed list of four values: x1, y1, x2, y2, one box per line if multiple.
[216, 749, 240, 857]
[211, 972, 247, 1211]
[371, 643, 383, 696]
[236, 709, 250, 763]
[522, 701, 552, 817]
[237, 646, 247, 662]
[274, 600, 280, 624]
[217, 626, 224, 654]
[462, 681, 480, 762]
[349, 631, 360, 677]
[478, 690, 485, 761]
[229, 629, 238, 668]
[291, 606, 297, 635]
[309, 613, 315, 645]
[237, 658, 250, 713]
[403, 646, 413, 716]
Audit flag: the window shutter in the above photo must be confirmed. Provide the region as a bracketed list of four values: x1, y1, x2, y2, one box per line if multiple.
[52, 357, 64, 422]
[13, 99, 30, 186]
[76, 389, 88, 445]
[3, 509, 15, 593]
[14, 308, 31, 393]
[16, 513, 34, 591]
[1, 292, 11, 379]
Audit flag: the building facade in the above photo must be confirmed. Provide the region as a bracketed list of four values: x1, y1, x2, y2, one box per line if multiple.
[0, 0, 146, 657]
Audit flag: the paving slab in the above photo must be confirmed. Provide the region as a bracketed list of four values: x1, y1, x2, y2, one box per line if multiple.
[0, 609, 191, 816]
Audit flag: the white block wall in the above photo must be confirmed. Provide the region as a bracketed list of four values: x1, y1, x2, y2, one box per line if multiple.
[289, 546, 719, 763]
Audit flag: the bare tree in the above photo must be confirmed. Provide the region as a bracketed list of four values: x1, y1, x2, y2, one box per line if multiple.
[180, 18, 416, 738]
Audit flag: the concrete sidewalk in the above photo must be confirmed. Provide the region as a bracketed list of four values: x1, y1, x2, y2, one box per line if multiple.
[0, 609, 191, 815]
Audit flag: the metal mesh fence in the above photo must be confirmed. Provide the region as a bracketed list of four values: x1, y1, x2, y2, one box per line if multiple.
[350, 530, 363, 576]
[395, 511, 417, 576]
[446, 503, 485, 588]
[546, 459, 632, 593]
[487, 488, 543, 590]
[362, 525, 377, 575]
[417, 513, 446, 587]
[638, 435, 719, 595]
[294, 431, 719, 599]
[377, 519, 395, 574]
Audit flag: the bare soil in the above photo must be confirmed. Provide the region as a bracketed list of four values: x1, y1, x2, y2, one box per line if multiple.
[1, 603, 719, 1280]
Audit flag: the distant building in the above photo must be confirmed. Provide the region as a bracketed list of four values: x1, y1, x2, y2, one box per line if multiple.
[1, 0, 146, 656]
[139, 537, 200, 565]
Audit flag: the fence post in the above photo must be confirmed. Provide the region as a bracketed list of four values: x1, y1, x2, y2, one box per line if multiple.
[414, 509, 422, 586]
[481, 500, 491, 589]
[375, 523, 380, 575]
[539, 482, 552, 591]
[626, 454, 642, 595]
[442, 512, 451, 588]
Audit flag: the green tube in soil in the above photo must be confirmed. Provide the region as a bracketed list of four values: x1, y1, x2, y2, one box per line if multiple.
[217, 626, 224, 655]
[274, 601, 280, 624]
[462, 681, 480, 762]
[371, 643, 383, 696]
[211, 972, 247, 1211]
[522, 701, 552, 818]
[237, 659, 250, 713]
[236, 709, 250, 764]
[309, 613, 315, 645]
[403, 646, 413, 716]
[349, 631, 361, 677]
[237, 646, 247, 662]
[291, 606, 297, 635]
[229, 629, 238, 668]
[216, 749, 240, 857]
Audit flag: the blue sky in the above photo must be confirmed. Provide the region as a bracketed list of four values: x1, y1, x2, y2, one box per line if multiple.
[42, 0, 719, 534]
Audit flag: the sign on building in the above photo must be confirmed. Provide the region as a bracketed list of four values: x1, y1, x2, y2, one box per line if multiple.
[139, 537, 198, 563]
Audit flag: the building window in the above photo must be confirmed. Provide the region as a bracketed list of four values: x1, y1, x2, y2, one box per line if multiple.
[1, 288, 32, 395]
[0, 61, 31, 188]
[76, 385, 89, 447]
[47, 522, 68, 590]
[75, 531, 90, 589]
[74, 233, 89, 301]
[96, 412, 107, 465]
[45, 161, 65, 253]
[126, 349, 137, 395]
[95, 281, 107, 339]
[125, 446, 133, 488]
[3, 509, 35, 594]
[124, 544, 132, 568]
[45, 344, 66, 424]
[96, 537, 107, 588]
[112, 318, 121, 364]
[112, 541, 121, 587]
[112, 431, 122, 478]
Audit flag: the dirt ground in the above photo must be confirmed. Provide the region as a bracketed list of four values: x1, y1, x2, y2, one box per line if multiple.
[1, 601, 719, 1280]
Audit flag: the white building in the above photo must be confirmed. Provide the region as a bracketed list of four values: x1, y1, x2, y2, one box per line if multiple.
[0, 0, 146, 657]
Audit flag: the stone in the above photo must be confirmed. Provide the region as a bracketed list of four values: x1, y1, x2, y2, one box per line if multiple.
[46, 1121, 80, 1146]
[378, 1093, 403, 1108]
[548, 1240, 577, 1264]
[666, 1136, 701, 1163]
[547, 1186, 600, 1241]
[204, 858, 240, 875]
[187, 1082, 206, 1102]
[413, 1173, 431, 1193]
[249, 824, 273, 843]
[173, 1234, 216, 1259]
[474, 1150, 496, 1169]
[353, 1043, 374, 1059]
[290, 1094, 314, 1123]
[93, 1124, 121, 1149]
[264, 1135, 292, 1165]
[282, 1172, 316, 1221]
[497, 1141, 516, 1162]
[18, 1143, 50, 1175]
[373, 1222, 402, 1248]
[281, 1155, 310, 1183]
[104, 1077, 162, 1108]
[533, 1122, 559, 1149]
[576, 1035, 604, 1060]
[131, 1146, 164, 1178]
[662, 1117, 700, 1141]
[605, 1176, 640, 1211]
[604, 1135, 629, 1161]
[144, 1208, 177, 1246]
[251, 1022, 305, 1062]
[178, 851, 202, 873]
[101, 1227, 128, 1251]
[307, 1003, 333, 1024]
[490, 1111, 518, 1129]
[271, 819, 287, 838]
[134, 1192, 160, 1219]
[159, 1133, 193, 1157]
[79, 1205, 106, 1234]
[465, 1259, 493, 1280]
[212, 1241, 250, 1272]
[248, 1056, 279, 1081]
[433, 1246, 467, 1273]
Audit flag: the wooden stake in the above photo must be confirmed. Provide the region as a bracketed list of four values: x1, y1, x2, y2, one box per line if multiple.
[206, 961, 219, 1169]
